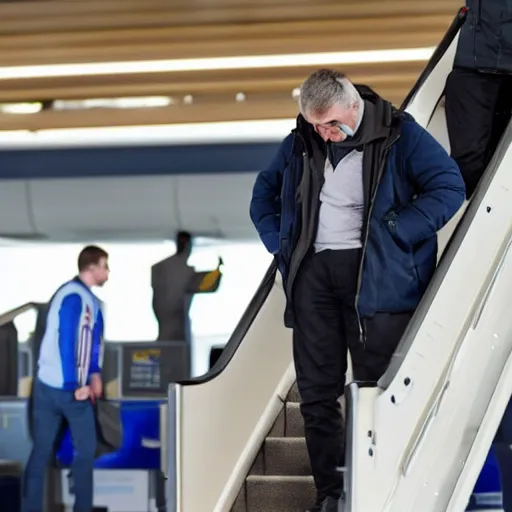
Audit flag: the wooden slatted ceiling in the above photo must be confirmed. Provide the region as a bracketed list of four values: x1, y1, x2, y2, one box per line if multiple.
[0, 61, 421, 131]
[0, 61, 424, 103]
[0, 0, 462, 130]
[0, 0, 461, 65]
[0, 93, 414, 132]
[0, 16, 448, 67]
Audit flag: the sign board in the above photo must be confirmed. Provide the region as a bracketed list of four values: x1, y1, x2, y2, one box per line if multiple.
[120, 341, 190, 398]
[127, 348, 162, 391]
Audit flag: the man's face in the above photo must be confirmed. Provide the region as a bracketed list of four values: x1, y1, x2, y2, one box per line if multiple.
[91, 257, 110, 287]
[307, 102, 359, 142]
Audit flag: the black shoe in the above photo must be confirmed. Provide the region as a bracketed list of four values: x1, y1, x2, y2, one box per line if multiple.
[320, 496, 340, 512]
[306, 496, 340, 512]
[305, 496, 323, 512]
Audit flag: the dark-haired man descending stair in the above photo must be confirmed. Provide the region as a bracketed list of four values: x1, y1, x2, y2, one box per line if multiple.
[250, 69, 465, 512]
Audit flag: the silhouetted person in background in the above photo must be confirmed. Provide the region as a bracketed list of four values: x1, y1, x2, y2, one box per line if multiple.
[151, 231, 223, 343]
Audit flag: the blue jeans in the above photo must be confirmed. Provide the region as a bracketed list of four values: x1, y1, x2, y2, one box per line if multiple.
[23, 379, 96, 512]
[494, 396, 512, 512]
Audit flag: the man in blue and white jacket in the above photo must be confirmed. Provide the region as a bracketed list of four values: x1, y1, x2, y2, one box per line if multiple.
[250, 69, 466, 512]
[23, 245, 109, 512]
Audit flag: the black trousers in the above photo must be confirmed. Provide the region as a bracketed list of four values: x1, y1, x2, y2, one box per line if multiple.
[292, 249, 412, 501]
[445, 67, 512, 199]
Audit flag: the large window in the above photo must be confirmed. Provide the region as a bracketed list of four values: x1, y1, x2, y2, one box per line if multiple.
[0, 239, 272, 375]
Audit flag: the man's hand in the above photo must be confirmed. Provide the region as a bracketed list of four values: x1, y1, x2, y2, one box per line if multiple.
[90, 373, 103, 399]
[74, 386, 91, 401]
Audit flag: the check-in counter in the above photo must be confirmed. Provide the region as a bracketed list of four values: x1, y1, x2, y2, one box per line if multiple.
[0, 337, 189, 511]
[57, 399, 167, 512]
[55, 340, 189, 511]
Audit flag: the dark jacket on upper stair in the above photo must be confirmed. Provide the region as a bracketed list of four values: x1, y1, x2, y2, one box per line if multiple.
[455, 0, 512, 73]
[249, 85, 465, 329]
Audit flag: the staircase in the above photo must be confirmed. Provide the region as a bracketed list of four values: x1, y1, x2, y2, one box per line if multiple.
[231, 382, 316, 512]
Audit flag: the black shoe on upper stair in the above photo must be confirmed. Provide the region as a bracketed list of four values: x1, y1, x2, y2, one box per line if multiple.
[306, 495, 340, 512]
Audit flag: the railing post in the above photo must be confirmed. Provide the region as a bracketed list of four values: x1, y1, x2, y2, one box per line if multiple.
[167, 383, 181, 512]
[341, 383, 358, 512]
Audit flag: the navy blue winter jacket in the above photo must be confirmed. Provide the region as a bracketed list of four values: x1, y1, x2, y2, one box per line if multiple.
[250, 90, 465, 326]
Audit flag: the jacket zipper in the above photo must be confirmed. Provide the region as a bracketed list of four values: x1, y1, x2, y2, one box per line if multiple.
[354, 136, 400, 345]
[285, 145, 310, 300]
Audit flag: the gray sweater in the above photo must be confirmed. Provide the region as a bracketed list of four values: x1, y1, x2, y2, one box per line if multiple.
[314, 148, 364, 252]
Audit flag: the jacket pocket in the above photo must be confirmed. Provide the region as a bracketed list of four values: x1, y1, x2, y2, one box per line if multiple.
[380, 213, 415, 272]
[383, 210, 411, 250]
[362, 216, 420, 314]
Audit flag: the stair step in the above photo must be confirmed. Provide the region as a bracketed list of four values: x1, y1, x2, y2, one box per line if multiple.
[245, 475, 315, 512]
[232, 484, 246, 512]
[264, 437, 310, 475]
[249, 449, 265, 475]
[269, 401, 304, 438]
[285, 402, 304, 437]
[286, 382, 301, 403]
[269, 406, 285, 437]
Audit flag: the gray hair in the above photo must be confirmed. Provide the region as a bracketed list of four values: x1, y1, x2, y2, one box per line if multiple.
[298, 69, 361, 119]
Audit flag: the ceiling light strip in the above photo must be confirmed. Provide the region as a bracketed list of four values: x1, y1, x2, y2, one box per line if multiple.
[0, 47, 434, 80]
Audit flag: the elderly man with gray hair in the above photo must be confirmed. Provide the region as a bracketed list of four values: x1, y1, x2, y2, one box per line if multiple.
[249, 69, 465, 511]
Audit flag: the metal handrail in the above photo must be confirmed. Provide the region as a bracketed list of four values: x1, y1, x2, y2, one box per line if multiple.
[0, 302, 42, 328]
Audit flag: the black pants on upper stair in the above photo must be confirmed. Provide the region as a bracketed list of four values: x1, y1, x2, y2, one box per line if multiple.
[292, 249, 412, 502]
[444, 67, 512, 199]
